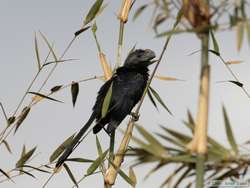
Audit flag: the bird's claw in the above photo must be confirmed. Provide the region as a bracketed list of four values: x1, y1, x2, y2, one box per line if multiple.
[131, 112, 140, 121]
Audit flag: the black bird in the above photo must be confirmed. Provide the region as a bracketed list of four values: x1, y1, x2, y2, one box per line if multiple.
[56, 49, 156, 168]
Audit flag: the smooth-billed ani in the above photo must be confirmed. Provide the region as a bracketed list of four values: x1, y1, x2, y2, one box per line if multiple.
[56, 49, 156, 167]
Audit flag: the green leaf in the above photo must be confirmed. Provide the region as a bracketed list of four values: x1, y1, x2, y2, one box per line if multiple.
[39, 32, 58, 61]
[28, 92, 63, 103]
[92, 22, 97, 34]
[96, 136, 103, 156]
[87, 150, 108, 175]
[133, 4, 147, 21]
[208, 49, 220, 56]
[129, 167, 137, 187]
[210, 30, 220, 55]
[2, 140, 12, 154]
[222, 106, 238, 155]
[66, 158, 94, 163]
[49, 134, 75, 163]
[147, 89, 158, 110]
[50, 85, 63, 93]
[34, 33, 41, 70]
[18, 169, 36, 179]
[63, 163, 78, 188]
[0, 168, 12, 180]
[21, 165, 50, 174]
[43, 59, 78, 67]
[135, 125, 166, 156]
[84, 0, 104, 25]
[236, 22, 244, 51]
[14, 106, 31, 133]
[7, 116, 16, 127]
[16, 147, 36, 168]
[71, 82, 79, 107]
[101, 83, 113, 118]
[149, 87, 172, 115]
[246, 21, 250, 47]
[109, 160, 135, 187]
[228, 80, 243, 87]
[74, 26, 91, 37]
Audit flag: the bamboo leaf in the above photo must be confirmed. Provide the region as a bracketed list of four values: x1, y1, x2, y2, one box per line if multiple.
[222, 106, 238, 155]
[71, 82, 79, 107]
[210, 30, 220, 55]
[74, 26, 91, 37]
[109, 160, 135, 187]
[39, 32, 58, 61]
[0, 168, 12, 180]
[43, 59, 78, 67]
[50, 85, 63, 93]
[226, 60, 243, 65]
[87, 150, 108, 175]
[28, 92, 63, 103]
[63, 163, 78, 188]
[236, 22, 244, 51]
[16, 147, 36, 168]
[66, 158, 94, 163]
[101, 83, 113, 118]
[49, 134, 75, 163]
[246, 21, 250, 47]
[133, 4, 147, 21]
[14, 106, 31, 133]
[147, 89, 158, 110]
[208, 49, 220, 56]
[84, 0, 104, 25]
[21, 165, 50, 174]
[2, 140, 12, 154]
[149, 87, 172, 115]
[96, 136, 103, 156]
[129, 167, 137, 187]
[18, 169, 36, 179]
[228, 80, 243, 87]
[34, 33, 41, 70]
[7, 116, 16, 127]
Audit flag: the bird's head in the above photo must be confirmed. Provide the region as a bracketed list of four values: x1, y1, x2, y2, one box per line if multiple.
[124, 49, 156, 68]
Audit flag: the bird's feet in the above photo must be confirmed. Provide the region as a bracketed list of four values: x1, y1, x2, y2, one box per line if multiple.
[131, 112, 140, 121]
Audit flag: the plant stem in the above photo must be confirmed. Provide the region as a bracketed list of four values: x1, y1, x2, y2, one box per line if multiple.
[195, 32, 210, 188]
[115, 22, 124, 70]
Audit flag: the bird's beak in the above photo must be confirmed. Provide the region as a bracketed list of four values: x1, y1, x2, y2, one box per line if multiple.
[146, 59, 158, 66]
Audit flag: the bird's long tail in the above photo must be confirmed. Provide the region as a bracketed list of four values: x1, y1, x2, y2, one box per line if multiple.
[56, 113, 96, 168]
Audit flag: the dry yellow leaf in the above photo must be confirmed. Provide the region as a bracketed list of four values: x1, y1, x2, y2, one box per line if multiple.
[154, 75, 180, 81]
[31, 95, 44, 105]
[225, 60, 243, 65]
[118, 0, 132, 23]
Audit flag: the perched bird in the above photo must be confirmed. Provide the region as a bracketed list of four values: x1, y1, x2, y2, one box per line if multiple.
[56, 49, 156, 168]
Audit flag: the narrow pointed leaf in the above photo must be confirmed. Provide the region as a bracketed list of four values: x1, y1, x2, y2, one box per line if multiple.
[222, 106, 238, 155]
[228, 80, 243, 87]
[96, 136, 103, 156]
[28, 92, 63, 103]
[154, 75, 184, 81]
[39, 32, 58, 61]
[16, 147, 36, 168]
[49, 134, 75, 163]
[18, 170, 36, 179]
[147, 89, 158, 110]
[149, 87, 172, 115]
[101, 83, 113, 118]
[210, 30, 220, 55]
[21, 165, 50, 174]
[14, 106, 31, 133]
[50, 85, 63, 93]
[84, 0, 104, 25]
[34, 33, 41, 70]
[109, 160, 134, 187]
[133, 4, 147, 21]
[74, 26, 91, 37]
[7, 116, 16, 127]
[66, 158, 94, 163]
[129, 167, 137, 187]
[63, 163, 78, 188]
[237, 22, 244, 51]
[71, 82, 79, 107]
[208, 49, 220, 56]
[43, 59, 78, 67]
[87, 150, 108, 175]
[226, 60, 243, 65]
[2, 140, 12, 154]
[0, 168, 12, 180]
